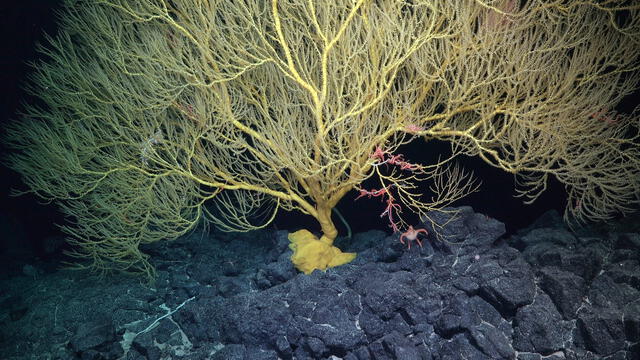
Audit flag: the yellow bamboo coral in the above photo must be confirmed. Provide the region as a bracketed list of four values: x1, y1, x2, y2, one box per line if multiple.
[4, 0, 640, 279]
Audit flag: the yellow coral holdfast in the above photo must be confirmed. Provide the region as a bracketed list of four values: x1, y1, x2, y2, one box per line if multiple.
[288, 229, 357, 274]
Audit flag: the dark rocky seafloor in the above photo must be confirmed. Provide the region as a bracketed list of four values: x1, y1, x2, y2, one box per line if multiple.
[1, 206, 638, 359]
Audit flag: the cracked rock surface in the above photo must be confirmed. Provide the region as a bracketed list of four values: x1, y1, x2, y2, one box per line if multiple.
[1, 206, 639, 359]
